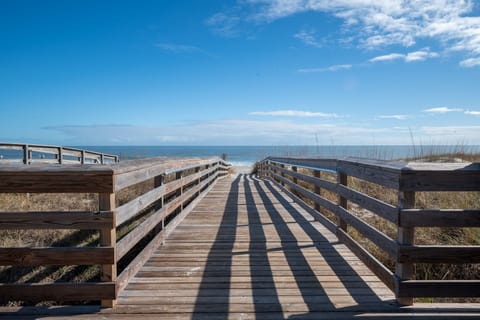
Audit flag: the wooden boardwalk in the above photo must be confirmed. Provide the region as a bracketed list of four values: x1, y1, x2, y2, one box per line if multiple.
[114, 173, 397, 317]
[2, 171, 480, 319]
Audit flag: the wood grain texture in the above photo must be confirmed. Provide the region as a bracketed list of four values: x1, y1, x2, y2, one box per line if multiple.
[0, 247, 114, 266]
[400, 209, 480, 227]
[0, 211, 114, 230]
[0, 283, 115, 301]
[398, 280, 480, 298]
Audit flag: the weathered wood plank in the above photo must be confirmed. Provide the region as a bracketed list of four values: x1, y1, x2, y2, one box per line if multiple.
[113, 158, 222, 191]
[0, 247, 114, 266]
[400, 209, 480, 227]
[0, 171, 114, 193]
[116, 185, 166, 226]
[0, 283, 115, 301]
[400, 162, 480, 191]
[397, 280, 480, 298]
[337, 160, 401, 189]
[336, 184, 398, 224]
[398, 245, 480, 264]
[0, 211, 114, 230]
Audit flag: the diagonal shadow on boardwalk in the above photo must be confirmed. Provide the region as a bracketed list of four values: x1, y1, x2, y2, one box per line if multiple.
[243, 175, 283, 314]
[252, 175, 397, 314]
[191, 174, 241, 318]
[245, 174, 338, 312]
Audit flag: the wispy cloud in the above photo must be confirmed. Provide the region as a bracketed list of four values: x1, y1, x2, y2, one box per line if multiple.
[205, 12, 241, 38]
[370, 49, 439, 63]
[249, 110, 339, 117]
[298, 64, 352, 73]
[244, 0, 480, 67]
[465, 110, 480, 116]
[44, 120, 480, 146]
[294, 29, 323, 48]
[155, 43, 205, 53]
[423, 107, 464, 114]
[378, 115, 409, 120]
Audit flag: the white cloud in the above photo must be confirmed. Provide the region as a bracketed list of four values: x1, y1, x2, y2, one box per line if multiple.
[369, 53, 405, 62]
[249, 110, 339, 117]
[423, 107, 464, 113]
[294, 29, 323, 48]
[460, 57, 480, 68]
[378, 115, 409, 120]
[298, 64, 352, 73]
[245, 0, 480, 66]
[369, 49, 439, 63]
[465, 110, 480, 116]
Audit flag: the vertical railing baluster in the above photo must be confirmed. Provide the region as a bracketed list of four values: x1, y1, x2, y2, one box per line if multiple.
[313, 170, 321, 212]
[337, 172, 348, 231]
[99, 192, 117, 308]
[395, 190, 415, 305]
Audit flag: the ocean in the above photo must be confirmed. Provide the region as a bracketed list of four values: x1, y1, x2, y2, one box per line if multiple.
[77, 145, 480, 166]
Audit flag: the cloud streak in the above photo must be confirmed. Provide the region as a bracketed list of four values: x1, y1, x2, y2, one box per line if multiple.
[249, 110, 339, 117]
[423, 107, 464, 114]
[155, 43, 202, 53]
[298, 64, 352, 73]
[369, 49, 439, 63]
[378, 115, 409, 120]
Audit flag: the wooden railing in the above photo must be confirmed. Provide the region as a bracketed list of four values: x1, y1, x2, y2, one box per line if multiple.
[0, 143, 119, 164]
[258, 156, 480, 305]
[0, 157, 230, 307]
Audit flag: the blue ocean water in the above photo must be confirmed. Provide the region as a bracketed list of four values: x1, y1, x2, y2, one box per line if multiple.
[77, 145, 480, 166]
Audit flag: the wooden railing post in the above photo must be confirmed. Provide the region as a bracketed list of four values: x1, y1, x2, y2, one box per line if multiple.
[23, 144, 30, 164]
[395, 190, 415, 306]
[337, 172, 348, 231]
[292, 166, 298, 184]
[313, 170, 321, 212]
[99, 192, 117, 308]
[58, 147, 63, 164]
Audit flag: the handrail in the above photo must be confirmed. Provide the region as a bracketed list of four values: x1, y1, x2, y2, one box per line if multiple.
[0, 157, 230, 307]
[258, 156, 480, 305]
[0, 142, 119, 164]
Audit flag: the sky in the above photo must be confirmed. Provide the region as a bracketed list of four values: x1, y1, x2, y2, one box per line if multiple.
[1, 0, 480, 146]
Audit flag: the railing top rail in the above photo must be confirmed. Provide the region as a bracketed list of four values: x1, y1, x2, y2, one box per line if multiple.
[265, 156, 479, 173]
[110, 156, 226, 175]
[0, 157, 230, 193]
[264, 156, 480, 191]
[0, 142, 119, 161]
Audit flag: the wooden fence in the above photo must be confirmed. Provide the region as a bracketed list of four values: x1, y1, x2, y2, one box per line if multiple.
[0, 143, 119, 164]
[258, 156, 480, 305]
[0, 157, 230, 307]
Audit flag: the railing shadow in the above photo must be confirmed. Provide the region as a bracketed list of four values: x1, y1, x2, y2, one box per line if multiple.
[191, 174, 241, 318]
[251, 175, 397, 315]
[243, 175, 283, 313]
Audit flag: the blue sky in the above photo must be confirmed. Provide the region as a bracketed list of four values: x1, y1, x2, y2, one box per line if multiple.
[1, 0, 479, 146]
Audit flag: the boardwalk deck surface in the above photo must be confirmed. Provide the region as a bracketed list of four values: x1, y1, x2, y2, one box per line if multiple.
[2, 173, 480, 319]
